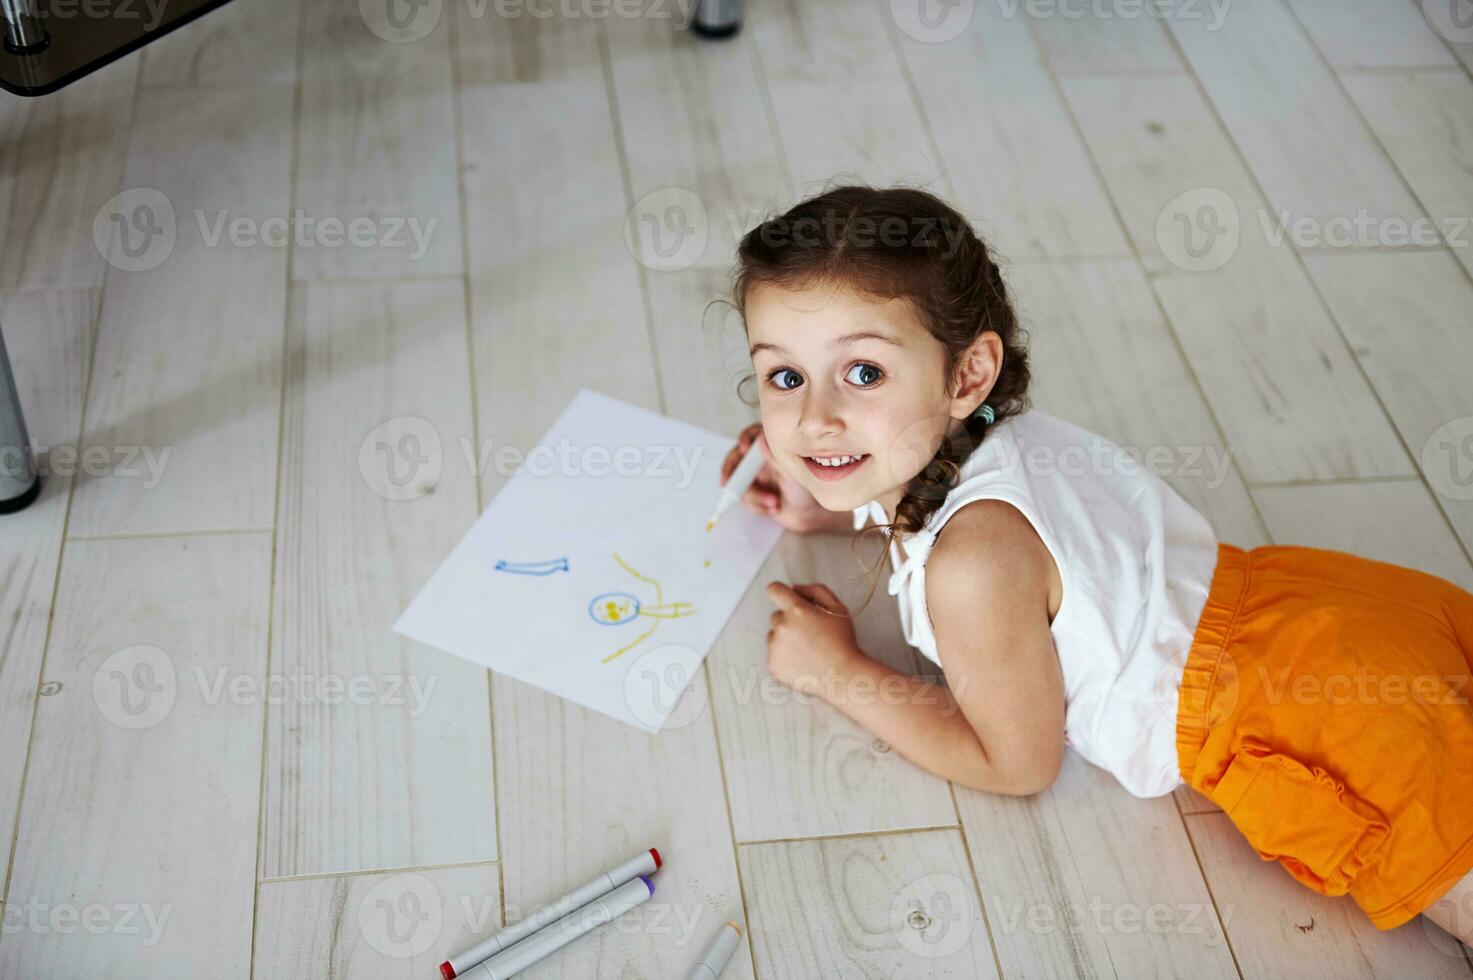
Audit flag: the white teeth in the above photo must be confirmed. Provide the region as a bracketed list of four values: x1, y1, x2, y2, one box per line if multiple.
[813, 454, 865, 467]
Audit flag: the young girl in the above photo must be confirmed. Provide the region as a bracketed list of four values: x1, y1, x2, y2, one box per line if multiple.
[717, 185, 1473, 945]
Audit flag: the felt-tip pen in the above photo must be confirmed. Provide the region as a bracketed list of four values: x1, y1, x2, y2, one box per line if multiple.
[685, 920, 743, 979]
[459, 876, 655, 979]
[441, 848, 661, 979]
[707, 435, 767, 531]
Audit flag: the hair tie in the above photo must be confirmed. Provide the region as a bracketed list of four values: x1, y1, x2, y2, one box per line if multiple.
[973, 403, 995, 425]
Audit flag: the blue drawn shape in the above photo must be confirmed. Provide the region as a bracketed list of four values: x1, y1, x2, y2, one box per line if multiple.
[494, 557, 570, 576]
[589, 592, 641, 626]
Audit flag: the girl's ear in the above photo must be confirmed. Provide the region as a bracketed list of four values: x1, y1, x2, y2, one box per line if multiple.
[951, 332, 1004, 416]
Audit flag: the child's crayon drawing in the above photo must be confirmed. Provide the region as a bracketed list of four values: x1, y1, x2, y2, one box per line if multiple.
[392, 389, 786, 733]
[590, 551, 694, 664]
[494, 557, 570, 576]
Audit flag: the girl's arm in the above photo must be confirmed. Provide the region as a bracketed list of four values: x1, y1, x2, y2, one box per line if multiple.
[813, 499, 1067, 795]
[814, 649, 1034, 793]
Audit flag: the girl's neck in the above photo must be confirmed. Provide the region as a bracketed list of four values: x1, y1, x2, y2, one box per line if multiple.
[875, 487, 904, 523]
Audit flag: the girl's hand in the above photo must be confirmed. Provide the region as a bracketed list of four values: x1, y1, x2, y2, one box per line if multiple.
[764, 581, 860, 696]
[720, 423, 829, 534]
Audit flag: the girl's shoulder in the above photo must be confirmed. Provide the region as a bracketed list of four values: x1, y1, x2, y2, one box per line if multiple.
[927, 496, 1064, 625]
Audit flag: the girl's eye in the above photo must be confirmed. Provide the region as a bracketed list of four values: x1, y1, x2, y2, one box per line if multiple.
[767, 368, 803, 391]
[765, 363, 882, 391]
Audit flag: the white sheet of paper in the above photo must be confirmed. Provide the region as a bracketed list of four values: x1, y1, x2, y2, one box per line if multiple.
[392, 388, 784, 733]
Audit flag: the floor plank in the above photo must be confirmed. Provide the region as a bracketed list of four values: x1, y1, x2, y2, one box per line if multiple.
[1152, 253, 1415, 484]
[607, 12, 788, 271]
[893, 1, 1135, 261]
[458, 77, 660, 497]
[455, 0, 605, 86]
[140, 0, 301, 87]
[1341, 69, 1473, 281]
[1169, 0, 1427, 235]
[0, 58, 137, 292]
[738, 828, 1000, 978]
[1154, 249, 1408, 480]
[253, 864, 501, 979]
[1300, 249, 1473, 560]
[1286, 0, 1458, 69]
[1059, 73, 1415, 485]
[749, 0, 905, 84]
[1004, 258, 1269, 550]
[1410, 0, 1473, 74]
[639, 268, 763, 437]
[262, 279, 496, 878]
[294, 0, 462, 281]
[1029, 2, 1185, 75]
[0, 533, 270, 977]
[68, 82, 294, 537]
[1060, 72, 1286, 278]
[956, 750, 1238, 977]
[0, 289, 95, 891]
[765, 76, 945, 199]
[1253, 480, 1473, 593]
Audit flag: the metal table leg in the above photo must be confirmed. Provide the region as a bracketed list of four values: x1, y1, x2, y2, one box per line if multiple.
[0, 323, 40, 514]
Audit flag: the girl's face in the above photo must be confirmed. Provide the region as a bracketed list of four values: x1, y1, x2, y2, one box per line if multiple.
[745, 279, 993, 516]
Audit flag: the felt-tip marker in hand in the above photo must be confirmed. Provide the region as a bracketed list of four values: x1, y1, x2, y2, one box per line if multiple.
[707, 436, 767, 531]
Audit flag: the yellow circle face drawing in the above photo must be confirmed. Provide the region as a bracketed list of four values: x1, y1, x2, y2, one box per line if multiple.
[589, 592, 641, 626]
[592, 552, 697, 665]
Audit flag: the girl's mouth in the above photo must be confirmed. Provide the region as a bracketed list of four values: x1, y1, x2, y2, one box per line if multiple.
[802, 453, 869, 481]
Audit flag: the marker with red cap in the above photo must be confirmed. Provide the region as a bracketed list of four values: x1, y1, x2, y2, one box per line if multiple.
[441, 848, 662, 979]
[458, 875, 656, 979]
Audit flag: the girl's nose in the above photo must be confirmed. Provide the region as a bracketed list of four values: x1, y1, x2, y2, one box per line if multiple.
[797, 390, 844, 439]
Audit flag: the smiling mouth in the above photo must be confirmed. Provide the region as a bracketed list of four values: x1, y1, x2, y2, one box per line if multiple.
[802, 453, 870, 480]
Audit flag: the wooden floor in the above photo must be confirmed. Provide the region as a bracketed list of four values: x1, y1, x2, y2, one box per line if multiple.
[2, 0, 1472, 975]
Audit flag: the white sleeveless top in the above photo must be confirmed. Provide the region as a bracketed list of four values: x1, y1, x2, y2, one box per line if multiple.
[851, 408, 1219, 798]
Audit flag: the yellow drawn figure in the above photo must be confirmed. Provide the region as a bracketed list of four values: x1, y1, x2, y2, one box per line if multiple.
[588, 552, 695, 664]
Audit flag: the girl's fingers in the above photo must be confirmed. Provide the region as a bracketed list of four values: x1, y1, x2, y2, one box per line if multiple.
[723, 425, 763, 484]
[744, 488, 777, 510]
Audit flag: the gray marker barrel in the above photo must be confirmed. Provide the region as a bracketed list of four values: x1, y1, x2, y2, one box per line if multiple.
[708, 436, 766, 529]
[685, 921, 742, 980]
[462, 876, 655, 980]
[442, 848, 660, 978]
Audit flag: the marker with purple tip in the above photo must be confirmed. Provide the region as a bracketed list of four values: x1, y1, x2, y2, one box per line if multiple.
[457, 876, 657, 979]
[442, 848, 661, 978]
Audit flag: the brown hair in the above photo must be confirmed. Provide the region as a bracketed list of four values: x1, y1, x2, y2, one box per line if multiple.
[727, 182, 1032, 607]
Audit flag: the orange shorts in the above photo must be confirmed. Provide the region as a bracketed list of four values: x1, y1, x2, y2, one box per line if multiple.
[1176, 543, 1473, 930]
